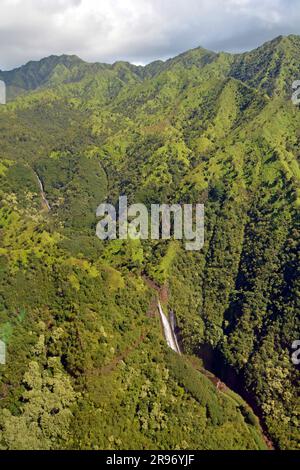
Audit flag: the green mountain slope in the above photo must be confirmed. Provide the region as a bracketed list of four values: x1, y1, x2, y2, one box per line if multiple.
[0, 35, 299, 450]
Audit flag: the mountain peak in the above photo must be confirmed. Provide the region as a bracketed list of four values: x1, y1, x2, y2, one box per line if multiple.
[0, 54, 87, 98]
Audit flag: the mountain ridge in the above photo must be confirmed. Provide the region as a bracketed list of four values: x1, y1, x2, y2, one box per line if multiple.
[1, 34, 299, 99]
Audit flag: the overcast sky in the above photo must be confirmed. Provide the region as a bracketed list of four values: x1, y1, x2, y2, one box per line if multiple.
[1, 0, 300, 70]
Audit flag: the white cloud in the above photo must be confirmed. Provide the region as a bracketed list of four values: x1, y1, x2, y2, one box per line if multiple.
[0, 0, 299, 69]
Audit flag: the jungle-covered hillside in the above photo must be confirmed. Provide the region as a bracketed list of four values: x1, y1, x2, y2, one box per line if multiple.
[0, 34, 299, 450]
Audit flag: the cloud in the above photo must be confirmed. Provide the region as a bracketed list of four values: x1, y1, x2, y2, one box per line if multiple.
[0, 0, 300, 70]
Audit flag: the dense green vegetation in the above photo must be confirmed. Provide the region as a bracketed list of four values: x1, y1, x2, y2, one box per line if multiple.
[0, 35, 299, 450]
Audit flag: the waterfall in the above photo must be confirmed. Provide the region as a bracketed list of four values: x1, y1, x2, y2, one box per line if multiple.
[158, 301, 180, 354]
[169, 310, 181, 353]
[35, 172, 51, 211]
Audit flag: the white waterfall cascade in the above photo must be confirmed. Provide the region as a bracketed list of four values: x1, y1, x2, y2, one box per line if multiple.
[35, 172, 51, 211]
[158, 301, 181, 354]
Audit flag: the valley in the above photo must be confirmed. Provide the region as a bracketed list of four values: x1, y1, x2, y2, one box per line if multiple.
[0, 35, 299, 450]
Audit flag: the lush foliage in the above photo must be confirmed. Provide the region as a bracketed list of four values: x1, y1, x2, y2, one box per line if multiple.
[0, 35, 299, 449]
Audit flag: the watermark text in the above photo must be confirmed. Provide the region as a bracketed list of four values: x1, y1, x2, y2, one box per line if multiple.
[96, 197, 204, 251]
